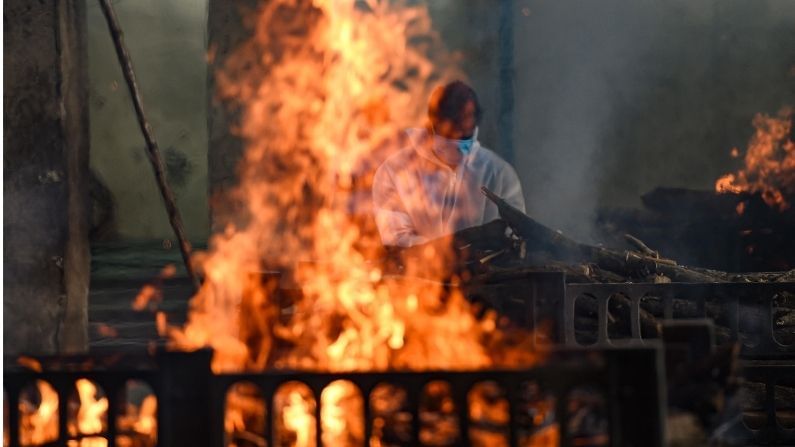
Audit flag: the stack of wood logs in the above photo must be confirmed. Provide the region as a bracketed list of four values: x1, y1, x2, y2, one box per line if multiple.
[390, 188, 794, 355]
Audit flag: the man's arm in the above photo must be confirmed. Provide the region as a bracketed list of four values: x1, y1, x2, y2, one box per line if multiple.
[498, 162, 526, 213]
[372, 164, 428, 247]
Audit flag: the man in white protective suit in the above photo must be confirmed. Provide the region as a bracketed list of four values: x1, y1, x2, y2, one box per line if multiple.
[372, 80, 526, 247]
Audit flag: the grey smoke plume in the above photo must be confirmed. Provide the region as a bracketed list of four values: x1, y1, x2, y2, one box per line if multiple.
[449, 0, 793, 242]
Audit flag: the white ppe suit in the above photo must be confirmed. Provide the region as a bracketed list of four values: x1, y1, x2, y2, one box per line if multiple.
[372, 128, 526, 247]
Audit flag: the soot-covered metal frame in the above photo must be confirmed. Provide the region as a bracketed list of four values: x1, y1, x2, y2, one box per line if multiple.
[3, 347, 664, 447]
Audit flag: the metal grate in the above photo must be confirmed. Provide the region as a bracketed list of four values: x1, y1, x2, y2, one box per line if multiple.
[3, 365, 161, 447]
[740, 362, 795, 446]
[562, 281, 795, 359]
[3, 347, 665, 447]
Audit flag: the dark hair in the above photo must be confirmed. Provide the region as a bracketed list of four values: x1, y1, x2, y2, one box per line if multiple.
[427, 80, 483, 126]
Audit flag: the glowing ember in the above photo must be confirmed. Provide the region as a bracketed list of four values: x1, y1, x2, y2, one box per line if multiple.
[224, 382, 266, 446]
[276, 384, 316, 447]
[16, 357, 42, 373]
[735, 201, 746, 216]
[68, 379, 108, 447]
[468, 381, 509, 446]
[19, 381, 59, 446]
[716, 107, 795, 210]
[132, 285, 160, 312]
[132, 264, 176, 312]
[117, 382, 158, 447]
[96, 324, 119, 338]
[155, 312, 167, 337]
[321, 381, 364, 447]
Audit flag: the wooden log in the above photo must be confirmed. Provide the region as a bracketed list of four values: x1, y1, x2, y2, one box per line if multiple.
[741, 381, 795, 410]
[482, 187, 726, 283]
[624, 233, 659, 257]
[776, 269, 795, 283]
[610, 293, 661, 337]
[570, 293, 661, 339]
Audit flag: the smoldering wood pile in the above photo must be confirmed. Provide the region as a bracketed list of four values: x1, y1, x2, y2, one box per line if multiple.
[392, 187, 794, 285]
[387, 187, 795, 354]
[597, 187, 795, 272]
[387, 188, 795, 445]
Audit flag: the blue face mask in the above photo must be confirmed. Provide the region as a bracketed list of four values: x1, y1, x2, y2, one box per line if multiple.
[455, 137, 474, 155]
[432, 126, 477, 157]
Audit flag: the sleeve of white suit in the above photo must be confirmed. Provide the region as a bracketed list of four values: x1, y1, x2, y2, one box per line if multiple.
[371, 164, 429, 247]
[499, 162, 526, 213]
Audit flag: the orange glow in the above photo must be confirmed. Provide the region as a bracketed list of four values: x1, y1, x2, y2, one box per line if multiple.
[117, 393, 157, 447]
[160, 264, 177, 279]
[523, 424, 561, 447]
[276, 384, 316, 447]
[224, 382, 266, 446]
[19, 381, 59, 446]
[16, 357, 42, 373]
[134, 396, 157, 437]
[132, 285, 160, 312]
[736, 201, 746, 216]
[468, 382, 509, 447]
[321, 381, 364, 447]
[96, 324, 119, 338]
[155, 312, 167, 337]
[68, 379, 108, 447]
[716, 107, 795, 210]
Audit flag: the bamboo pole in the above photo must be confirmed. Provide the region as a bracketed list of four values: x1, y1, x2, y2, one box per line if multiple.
[98, 0, 200, 291]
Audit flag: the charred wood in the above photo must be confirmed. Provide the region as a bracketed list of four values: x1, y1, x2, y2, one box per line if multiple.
[601, 187, 795, 272]
[481, 187, 726, 283]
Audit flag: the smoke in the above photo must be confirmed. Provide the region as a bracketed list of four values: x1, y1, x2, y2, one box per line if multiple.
[509, 1, 687, 242]
[432, 0, 795, 243]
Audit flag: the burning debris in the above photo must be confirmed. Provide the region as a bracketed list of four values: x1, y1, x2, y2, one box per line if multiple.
[164, 0, 544, 377]
[716, 107, 795, 211]
[18, 381, 59, 447]
[67, 379, 109, 447]
[597, 107, 795, 273]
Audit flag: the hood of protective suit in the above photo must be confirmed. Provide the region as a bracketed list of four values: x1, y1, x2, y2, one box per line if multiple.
[372, 128, 525, 247]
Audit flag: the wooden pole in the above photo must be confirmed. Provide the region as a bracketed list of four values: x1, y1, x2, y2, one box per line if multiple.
[98, 0, 200, 291]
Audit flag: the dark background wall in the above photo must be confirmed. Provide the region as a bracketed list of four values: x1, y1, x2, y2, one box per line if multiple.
[4, 0, 90, 354]
[86, 0, 209, 242]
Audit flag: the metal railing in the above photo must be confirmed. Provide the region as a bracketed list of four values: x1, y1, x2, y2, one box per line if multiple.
[3, 347, 665, 447]
[563, 281, 795, 359]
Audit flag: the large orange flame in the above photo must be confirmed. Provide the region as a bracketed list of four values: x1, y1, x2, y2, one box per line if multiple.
[163, 0, 543, 444]
[170, 0, 539, 373]
[716, 107, 795, 210]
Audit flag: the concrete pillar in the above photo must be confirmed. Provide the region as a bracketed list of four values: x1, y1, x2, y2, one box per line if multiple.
[3, 0, 90, 354]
